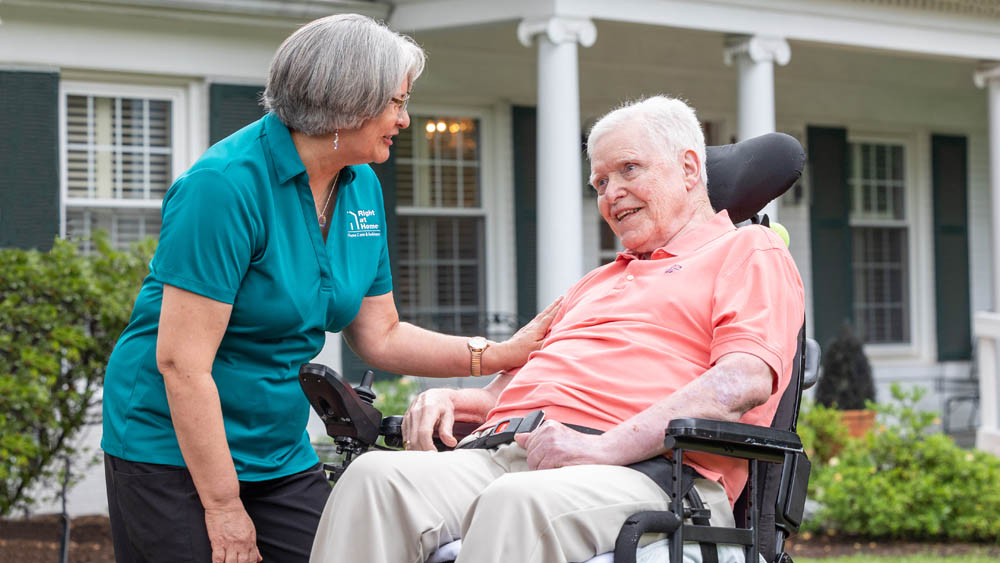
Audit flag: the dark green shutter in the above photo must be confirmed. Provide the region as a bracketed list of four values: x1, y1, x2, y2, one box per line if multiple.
[807, 126, 853, 349]
[513, 106, 537, 324]
[209, 84, 265, 144]
[932, 135, 971, 361]
[340, 152, 400, 383]
[0, 71, 60, 250]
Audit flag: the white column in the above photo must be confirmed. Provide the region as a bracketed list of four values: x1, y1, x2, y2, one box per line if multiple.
[723, 35, 791, 222]
[517, 17, 596, 309]
[975, 64, 1000, 314]
[974, 64, 1000, 455]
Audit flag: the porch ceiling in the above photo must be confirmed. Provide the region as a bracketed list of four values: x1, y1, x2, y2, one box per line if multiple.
[388, 0, 1000, 62]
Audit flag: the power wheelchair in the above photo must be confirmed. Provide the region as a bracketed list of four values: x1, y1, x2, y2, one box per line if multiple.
[299, 132, 820, 563]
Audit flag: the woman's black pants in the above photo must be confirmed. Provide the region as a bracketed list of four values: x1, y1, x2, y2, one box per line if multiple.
[105, 453, 331, 563]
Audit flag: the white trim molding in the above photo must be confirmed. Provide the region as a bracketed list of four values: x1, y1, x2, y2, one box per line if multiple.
[723, 35, 791, 67]
[843, 0, 1000, 19]
[2, 0, 387, 28]
[516, 16, 597, 48]
[974, 62, 1000, 89]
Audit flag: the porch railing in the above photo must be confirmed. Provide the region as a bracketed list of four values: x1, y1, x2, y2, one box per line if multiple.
[975, 311, 1000, 455]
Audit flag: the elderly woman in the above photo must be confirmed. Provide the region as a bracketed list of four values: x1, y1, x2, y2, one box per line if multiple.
[101, 14, 557, 563]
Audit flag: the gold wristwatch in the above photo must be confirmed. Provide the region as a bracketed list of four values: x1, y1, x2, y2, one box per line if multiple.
[467, 336, 490, 377]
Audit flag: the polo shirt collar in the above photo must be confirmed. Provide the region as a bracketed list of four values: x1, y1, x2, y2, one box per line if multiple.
[263, 112, 306, 184]
[616, 209, 735, 262]
[262, 112, 358, 186]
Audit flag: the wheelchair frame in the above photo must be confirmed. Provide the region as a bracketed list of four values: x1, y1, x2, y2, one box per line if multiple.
[298, 132, 817, 562]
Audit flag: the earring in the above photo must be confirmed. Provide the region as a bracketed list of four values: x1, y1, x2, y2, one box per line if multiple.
[333, 129, 339, 150]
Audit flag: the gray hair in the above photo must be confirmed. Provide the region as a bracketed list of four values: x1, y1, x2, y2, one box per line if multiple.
[263, 14, 426, 135]
[587, 96, 708, 186]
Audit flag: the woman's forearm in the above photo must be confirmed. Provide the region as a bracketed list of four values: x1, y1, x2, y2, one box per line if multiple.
[350, 320, 513, 378]
[156, 284, 242, 511]
[162, 364, 241, 509]
[345, 293, 561, 379]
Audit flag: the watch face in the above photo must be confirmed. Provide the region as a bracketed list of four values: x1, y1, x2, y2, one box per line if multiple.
[469, 336, 488, 350]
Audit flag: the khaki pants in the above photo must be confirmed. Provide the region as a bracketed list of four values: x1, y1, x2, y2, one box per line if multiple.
[309, 443, 733, 563]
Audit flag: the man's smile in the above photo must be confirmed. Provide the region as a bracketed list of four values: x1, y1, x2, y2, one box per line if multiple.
[615, 207, 643, 222]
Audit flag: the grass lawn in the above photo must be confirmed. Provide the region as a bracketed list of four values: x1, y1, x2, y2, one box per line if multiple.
[797, 556, 998, 562]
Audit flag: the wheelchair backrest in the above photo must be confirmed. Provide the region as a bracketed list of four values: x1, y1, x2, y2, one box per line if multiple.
[733, 323, 812, 563]
[704, 132, 804, 223]
[703, 132, 810, 563]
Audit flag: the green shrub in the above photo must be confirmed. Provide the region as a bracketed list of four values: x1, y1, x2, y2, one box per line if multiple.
[373, 376, 418, 416]
[806, 384, 1000, 542]
[0, 234, 154, 515]
[798, 400, 850, 466]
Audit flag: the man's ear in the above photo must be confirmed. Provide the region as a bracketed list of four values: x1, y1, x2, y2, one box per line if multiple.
[681, 149, 702, 191]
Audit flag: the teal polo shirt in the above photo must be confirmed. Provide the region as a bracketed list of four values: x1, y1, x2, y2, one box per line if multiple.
[101, 112, 393, 480]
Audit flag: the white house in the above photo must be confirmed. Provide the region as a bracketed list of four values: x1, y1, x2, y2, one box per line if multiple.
[2, 0, 999, 515]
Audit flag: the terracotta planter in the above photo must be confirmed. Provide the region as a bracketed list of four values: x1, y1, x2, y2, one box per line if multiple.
[840, 409, 877, 438]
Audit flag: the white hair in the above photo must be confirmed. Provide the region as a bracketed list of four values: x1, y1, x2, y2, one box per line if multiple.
[587, 95, 707, 185]
[264, 14, 426, 135]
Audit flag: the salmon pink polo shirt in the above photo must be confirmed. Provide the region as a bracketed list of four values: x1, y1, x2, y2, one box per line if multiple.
[484, 210, 805, 505]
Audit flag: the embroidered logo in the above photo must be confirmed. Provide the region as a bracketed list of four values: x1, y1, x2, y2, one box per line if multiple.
[346, 209, 381, 238]
[664, 264, 683, 274]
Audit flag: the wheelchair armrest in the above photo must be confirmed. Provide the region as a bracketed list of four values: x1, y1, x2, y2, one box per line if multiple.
[299, 363, 382, 446]
[381, 415, 483, 451]
[665, 418, 804, 463]
[665, 418, 812, 532]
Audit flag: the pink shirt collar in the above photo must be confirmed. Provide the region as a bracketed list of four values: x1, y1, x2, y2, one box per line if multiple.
[616, 209, 736, 262]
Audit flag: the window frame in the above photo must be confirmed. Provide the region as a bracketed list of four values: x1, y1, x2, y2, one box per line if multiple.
[846, 132, 933, 361]
[58, 80, 188, 240]
[393, 103, 513, 336]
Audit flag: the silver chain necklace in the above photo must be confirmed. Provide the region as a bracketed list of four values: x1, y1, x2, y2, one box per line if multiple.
[318, 171, 340, 229]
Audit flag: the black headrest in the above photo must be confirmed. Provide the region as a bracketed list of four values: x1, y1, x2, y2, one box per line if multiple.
[705, 133, 805, 224]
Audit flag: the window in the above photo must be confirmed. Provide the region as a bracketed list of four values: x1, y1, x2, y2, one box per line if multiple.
[395, 116, 486, 335]
[60, 82, 185, 251]
[848, 141, 910, 344]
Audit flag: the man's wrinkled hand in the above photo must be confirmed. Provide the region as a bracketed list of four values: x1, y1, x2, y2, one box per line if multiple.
[514, 420, 617, 470]
[402, 388, 459, 451]
[204, 501, 261, 563]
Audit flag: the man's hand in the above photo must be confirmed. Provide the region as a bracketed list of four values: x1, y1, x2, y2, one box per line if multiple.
[204, 500, 262, 563]
[402, 388, 461, 451]
[514, 420, 623, 470]
[485, 297, 562, 373]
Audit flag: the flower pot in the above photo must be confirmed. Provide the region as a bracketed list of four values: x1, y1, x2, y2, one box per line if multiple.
[840, 409, 876, 438]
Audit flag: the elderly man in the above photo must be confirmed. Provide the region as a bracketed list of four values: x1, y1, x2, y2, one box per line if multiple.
[309, 96, 804, 563]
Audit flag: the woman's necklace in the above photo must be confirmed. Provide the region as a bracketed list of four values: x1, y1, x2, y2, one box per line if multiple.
[318, 171, 340, 229]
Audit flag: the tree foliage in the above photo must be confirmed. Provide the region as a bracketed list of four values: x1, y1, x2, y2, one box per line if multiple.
[0, 234, 154, 515]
